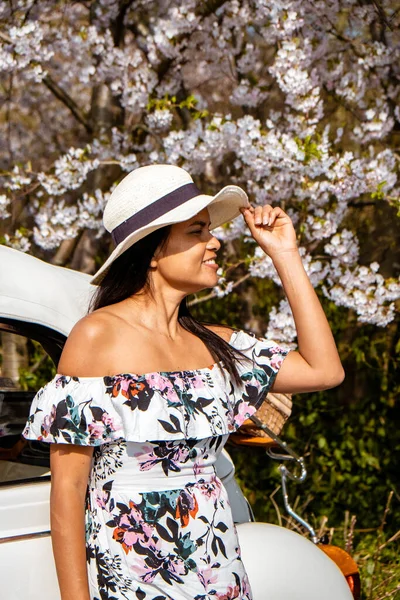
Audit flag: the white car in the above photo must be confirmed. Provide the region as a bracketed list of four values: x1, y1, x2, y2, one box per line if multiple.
[0, 245, 359, 600]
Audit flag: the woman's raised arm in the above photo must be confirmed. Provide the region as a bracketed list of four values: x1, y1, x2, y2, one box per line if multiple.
[241, 205, 345, 394]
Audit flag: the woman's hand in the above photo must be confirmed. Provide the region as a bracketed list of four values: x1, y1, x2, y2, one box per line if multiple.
[240, 204, 297, 259]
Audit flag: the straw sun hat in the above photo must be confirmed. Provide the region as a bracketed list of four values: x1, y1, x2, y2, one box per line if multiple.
[90, 164, 250, 285]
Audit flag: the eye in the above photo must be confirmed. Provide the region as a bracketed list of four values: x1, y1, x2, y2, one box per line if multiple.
[191, 230, 203, 235]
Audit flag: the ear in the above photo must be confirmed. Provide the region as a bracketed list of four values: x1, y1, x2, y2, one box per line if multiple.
[151, 244, 164, 266]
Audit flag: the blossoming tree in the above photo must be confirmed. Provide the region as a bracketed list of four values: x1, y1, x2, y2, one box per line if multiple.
[1, 0, 399, 344]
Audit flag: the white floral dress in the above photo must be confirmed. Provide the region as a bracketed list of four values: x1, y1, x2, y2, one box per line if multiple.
[23, 330, 289, 600]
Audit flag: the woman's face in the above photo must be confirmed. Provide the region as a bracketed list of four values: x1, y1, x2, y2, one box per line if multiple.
[152, 208, 222, 295]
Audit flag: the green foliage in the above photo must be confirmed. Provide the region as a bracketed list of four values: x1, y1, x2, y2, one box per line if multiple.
[294, 134, 323, 163]
[147, 93, 209, 120]
[371, 181, 387, 202]
[355, 526, 400, 599]
[18, 339, 55, 391]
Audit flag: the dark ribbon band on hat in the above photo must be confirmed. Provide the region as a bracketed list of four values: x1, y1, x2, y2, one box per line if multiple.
[111, 182, 202, 246]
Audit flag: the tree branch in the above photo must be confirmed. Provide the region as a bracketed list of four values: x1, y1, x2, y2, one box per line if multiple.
[110, 0, 136, 46]
[0, 30, 92, 133]
[188, 273, 250, 306]
[42, 74, 93, 134]
[196, 0, 228, 18]
[371, 0, 393, 32]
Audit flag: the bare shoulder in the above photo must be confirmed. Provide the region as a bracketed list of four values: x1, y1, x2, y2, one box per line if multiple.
[203, 324, 236, 342]
[57, 310, 120, 377]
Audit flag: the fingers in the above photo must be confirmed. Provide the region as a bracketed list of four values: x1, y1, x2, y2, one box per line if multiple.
[241, 204, 282, 227]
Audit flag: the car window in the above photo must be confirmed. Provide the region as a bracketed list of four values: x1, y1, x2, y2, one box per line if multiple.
[0, 330, 56, 485]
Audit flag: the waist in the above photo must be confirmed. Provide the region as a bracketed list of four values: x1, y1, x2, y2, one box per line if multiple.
[90, 464, 217, 493]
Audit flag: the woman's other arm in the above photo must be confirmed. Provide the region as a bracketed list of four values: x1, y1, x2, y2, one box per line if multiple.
[50, 444, 93, 600]
[50, 314, 113, 598]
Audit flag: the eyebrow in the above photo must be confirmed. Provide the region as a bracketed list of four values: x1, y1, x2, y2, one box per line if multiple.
[187, 220, 211, 228]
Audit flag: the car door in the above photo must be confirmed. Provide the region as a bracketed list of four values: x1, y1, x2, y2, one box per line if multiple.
[0, 321, 64, 600]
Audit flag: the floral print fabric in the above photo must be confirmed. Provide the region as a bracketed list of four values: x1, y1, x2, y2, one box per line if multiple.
[23, 330, 289, 600]
[85, 437, 250, 600]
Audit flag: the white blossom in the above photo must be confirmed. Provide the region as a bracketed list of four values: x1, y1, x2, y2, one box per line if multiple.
[213, 269, 234, 298]
[0, 195, 11, 219]
[38, 147, 100, 196]
[3, 166, 32, 191]
[3, 230, 31, 252]
[249, 247, 282, 286]
[325, 230, 359, 266]
[0, 0, 398, 331]
[266, 299, 297, 345]
[323, 263, 400, 327]
[146, 109, 174, 132]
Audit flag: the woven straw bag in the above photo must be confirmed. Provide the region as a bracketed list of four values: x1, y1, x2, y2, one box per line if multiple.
[231, 392, 292, 447]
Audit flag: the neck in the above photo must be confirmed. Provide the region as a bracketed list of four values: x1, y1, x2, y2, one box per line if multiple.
[126, 287, 187, 341]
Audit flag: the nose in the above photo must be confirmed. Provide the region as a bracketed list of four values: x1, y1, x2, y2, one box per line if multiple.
[206, 232, 221, 252]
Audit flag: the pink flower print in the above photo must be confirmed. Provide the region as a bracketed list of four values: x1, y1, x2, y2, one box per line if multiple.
[193, 460, 206, 477]
[234, 401, 255, 427]
[165, 387, 178, 403]
[94, 488, 109, 510]
[199, 476, 222, 500]
[116, 378, 131, 396]
[270, 354, 284, 370]
[102, 412, 117, 430]
[135, 545, 164, 584]
[189, 374, 205, 389]
[54, 375, 70, 388]
[141, 567, 157, 585]
[133, 444, 153, 460]
[145, 372, 172, 391]
[216, 582, 241, 599]
[138, 441, 190, 473]
[171, 375, 186, 391]
[242, 574, 252, 597]
[198, 565, 218, 588]
[169, 555, 187, 576]
[41, 404, 56, 437]
[112, 501, 154, 554]
[88, 421, 105, 440]
[146, 373, 178, 403]
[193, 446, 209, 477]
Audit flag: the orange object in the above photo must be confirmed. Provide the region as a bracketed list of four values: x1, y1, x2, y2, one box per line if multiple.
[229, 429, 276, 448]
[318, 544, 360, 599]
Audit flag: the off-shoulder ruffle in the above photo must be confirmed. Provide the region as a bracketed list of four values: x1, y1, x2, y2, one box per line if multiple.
[22, 330, 289, 445]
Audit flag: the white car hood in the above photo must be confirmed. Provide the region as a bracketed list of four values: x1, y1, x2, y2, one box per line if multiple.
[0, 245, 95, 337]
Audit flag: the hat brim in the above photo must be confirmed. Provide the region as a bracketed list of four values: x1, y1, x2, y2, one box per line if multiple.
[90, 184, 249, 285]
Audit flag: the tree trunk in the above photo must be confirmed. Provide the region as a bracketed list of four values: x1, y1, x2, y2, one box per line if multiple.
[242, 286, 263, 335]
[1, 332, 27, 383]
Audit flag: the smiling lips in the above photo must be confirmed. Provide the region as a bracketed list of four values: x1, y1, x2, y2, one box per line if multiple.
[203, 258, 218, 269]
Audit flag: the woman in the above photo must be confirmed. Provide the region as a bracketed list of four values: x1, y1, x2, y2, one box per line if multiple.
[23, 164, 344, 600]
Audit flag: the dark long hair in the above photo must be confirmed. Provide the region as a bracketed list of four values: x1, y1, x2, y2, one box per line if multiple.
[88, 226, 249, 385]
